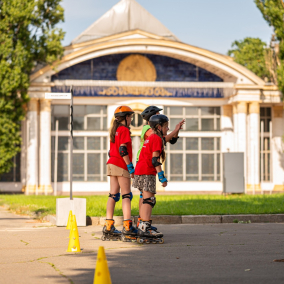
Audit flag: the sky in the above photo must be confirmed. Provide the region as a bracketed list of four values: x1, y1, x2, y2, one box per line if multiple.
[58, 0, 274, 55]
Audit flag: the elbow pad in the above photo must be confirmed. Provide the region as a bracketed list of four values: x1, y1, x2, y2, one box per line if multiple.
[152, 157, 162, 167]
[119, 146, 128, 157]
[169, 137, 179, 144]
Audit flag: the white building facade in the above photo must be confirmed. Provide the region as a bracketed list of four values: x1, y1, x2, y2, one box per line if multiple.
[1, 0, 283, 194]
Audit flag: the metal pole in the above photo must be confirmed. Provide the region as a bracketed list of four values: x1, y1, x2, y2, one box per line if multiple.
[36, 111, 38, 196]
[54, 120, 59, 196]
[269, 120, 273, 194]
[70, 86, 73, 200]
[26, 120, 29, 196]
[253, 144, 255, 196]
[260, 121, 264, 186]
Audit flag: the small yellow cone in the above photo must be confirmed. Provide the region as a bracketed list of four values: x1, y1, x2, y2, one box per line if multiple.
[69, 215, 79, 239]
[94, 246, 112, 284]
[67, 215, 81, 252]
[66, 210, 73, 230]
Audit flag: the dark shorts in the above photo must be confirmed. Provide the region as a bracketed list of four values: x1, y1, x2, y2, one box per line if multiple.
[132, 175, 156, 194]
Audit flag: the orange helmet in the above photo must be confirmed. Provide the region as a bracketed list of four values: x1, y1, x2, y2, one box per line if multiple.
[114, 105, 134, 117]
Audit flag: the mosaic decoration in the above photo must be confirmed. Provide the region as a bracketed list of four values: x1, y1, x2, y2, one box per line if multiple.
[51, 53, 223, 82]
[116, 54, 157, 81]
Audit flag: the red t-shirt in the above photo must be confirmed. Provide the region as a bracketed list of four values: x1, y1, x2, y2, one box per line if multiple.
[107, 126, 132, 171]
[135, 134, 163, 176]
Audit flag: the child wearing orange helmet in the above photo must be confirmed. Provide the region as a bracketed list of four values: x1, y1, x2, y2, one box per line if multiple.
[102, 106, 137, 241]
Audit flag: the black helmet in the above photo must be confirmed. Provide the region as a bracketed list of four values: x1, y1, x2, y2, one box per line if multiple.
[149, 114, 169, 129]
[141, 106, 163, 121]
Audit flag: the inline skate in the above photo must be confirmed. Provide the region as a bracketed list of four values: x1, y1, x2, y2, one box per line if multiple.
[121, 219, 138, 242]
[101, 219, 121, 241]
[137, 220, 164, 244]
[136, 217, 157, 231]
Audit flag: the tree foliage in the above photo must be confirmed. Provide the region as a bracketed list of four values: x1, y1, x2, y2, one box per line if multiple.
[254, 0, 284, 94]
[0, 0, 65, 174]
[228, 37, 271, 80]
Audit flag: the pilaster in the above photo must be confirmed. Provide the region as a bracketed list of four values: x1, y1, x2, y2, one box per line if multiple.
[26, 98, 39, 194]
[247, 102, 260, 192]
[39, 99, 53, 194]
[233, 102, 247, 152]
[272, 105, 284, 191]
[221, 105, 234, 152]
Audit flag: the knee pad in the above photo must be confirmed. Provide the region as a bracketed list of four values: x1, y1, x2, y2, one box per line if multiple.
[109, 192, 120, 202]
[140, 192, 143, 199]
[143, 196, 156, 208]
[122, 192, 133, 201]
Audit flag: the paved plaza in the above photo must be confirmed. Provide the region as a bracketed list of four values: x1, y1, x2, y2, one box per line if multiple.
[0, 207, 284, 284]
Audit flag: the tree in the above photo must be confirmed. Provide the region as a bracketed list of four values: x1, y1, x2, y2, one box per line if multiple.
[0, 0, 65, 175]
[254, 0, 284, 94]
[228, 37, 272, 81]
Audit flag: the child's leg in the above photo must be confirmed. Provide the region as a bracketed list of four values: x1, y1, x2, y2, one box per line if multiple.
[138, 191, 143, 215]
[140, 191, 155, 220]
[106, 176, 120, 219]
[117, 176, 131, 220]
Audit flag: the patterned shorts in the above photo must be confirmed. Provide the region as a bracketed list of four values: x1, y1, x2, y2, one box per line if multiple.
[132, 175, 156, 194]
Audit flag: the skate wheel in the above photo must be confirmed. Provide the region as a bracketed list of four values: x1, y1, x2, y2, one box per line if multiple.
[158, 238, 164, 244]
[145, 239, 150, 244]
[137, 238, 144, 244]
[152, 240, 157, 244]
[121, 236, 126, 242]
[101, 235, 106, 241]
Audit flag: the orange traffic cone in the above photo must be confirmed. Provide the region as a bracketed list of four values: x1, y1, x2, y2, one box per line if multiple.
[94, 246, 112, 284]
[67, 215, 81, 252]
[66, 210, 73, 229]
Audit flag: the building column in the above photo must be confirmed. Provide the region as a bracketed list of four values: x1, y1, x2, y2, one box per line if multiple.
[39, 99, 53, 194]
[26, 98, 39, 194]
[272, 105, 284, 191]
[233, 102, 247, 152]
[247, 102, 260, 192]
[221, 105, 234, 152]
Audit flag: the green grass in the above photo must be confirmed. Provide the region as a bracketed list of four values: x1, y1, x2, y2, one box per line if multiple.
[1, 194, 284, 218]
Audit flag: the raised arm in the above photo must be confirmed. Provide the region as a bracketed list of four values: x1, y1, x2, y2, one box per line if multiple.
[164, 119, 185, 143]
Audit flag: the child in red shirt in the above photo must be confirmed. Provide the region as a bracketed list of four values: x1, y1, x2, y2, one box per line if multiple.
[102, 106, 137, 241]
[133, 114, 170, 243]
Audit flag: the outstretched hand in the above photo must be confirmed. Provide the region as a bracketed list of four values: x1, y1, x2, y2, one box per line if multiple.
[175, 119, 185, 131]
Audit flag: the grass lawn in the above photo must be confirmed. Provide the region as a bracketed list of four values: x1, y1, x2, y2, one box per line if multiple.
[0, 194, 284, 219]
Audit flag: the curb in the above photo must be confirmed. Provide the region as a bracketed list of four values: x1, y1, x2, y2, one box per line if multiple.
[45, 214, 284, 226]
[89, 214, 284, 226]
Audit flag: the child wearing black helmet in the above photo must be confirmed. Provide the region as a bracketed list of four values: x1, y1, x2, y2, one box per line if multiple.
[138, 106, 184, 162]
[136, 106, 184, 229]
[133, 114, 171, 244]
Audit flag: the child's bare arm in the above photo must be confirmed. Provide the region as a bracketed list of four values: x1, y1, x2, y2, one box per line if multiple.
[121, 143, 134, 178]
[152, 151, 167, 187]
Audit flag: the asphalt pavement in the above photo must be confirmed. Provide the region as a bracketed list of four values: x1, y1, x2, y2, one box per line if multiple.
[0, 206, 284, 284]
